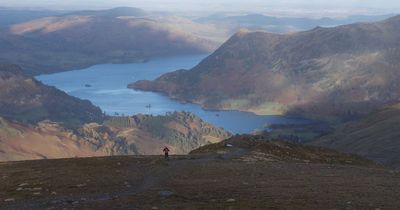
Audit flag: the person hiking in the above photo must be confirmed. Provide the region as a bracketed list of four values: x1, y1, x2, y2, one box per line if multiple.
[163, 146, 170, 160]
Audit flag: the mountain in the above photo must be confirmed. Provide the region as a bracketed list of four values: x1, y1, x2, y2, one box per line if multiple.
[311, 103, 400, 168]
[0, 8, 224, 75]
[197, 13, 394, 33]
[103, 112, 231, 154]
[3, 136, 398, 209]
[132, 15, 400, 120]
[0, 64, 103, 128]
[0, 112, 231, 161]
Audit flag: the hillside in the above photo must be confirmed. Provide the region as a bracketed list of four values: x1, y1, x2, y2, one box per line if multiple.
[0, 64, 103, 128]
[2, 137, 399, 209]
[0, 112, 230, 161]
[0, 118, 108, 161]
[311, 103, 400, 169]
[104, 112, 231, 154]
[0, 8, 227, 75]
[190, 134, 376, 166]
[132, 15, 400, 120]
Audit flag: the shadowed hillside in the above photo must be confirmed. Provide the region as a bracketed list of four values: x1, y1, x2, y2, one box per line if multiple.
[0, 64, 103, 128]
[311, 103, 400, 168]
[132, 15, 400, 120]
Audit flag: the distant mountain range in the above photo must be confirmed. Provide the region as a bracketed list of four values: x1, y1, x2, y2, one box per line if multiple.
[197, 13, 394, 33]
[132, 15, 400, 121]
[65, 7, 148, 18]
[0, 7, 394, 75]
[0, 7, 227, 75]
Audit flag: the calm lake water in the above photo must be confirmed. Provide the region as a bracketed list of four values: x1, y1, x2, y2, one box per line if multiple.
[36, 54, 308, 134]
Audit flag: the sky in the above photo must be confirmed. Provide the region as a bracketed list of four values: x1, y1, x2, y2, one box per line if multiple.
[1, 0, 400, 17]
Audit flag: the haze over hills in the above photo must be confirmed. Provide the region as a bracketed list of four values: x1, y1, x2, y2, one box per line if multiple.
[311, 103, 400, 168]
[1, 7, 394, 75]
[0, 8, 63, 28]
[197, 13, 394, 33]
[0, 7, 228, 75]
[65, 6, 148, 17]
[132, 15, 400, 120]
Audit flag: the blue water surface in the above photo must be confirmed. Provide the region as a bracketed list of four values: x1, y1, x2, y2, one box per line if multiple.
[36, 54, 308, 134]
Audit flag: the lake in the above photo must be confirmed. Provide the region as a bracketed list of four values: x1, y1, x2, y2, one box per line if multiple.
[36, 54, 308, 134]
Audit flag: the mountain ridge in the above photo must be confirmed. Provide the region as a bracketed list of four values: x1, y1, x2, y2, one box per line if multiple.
[197, 13, 394, 33]
[131, 15, 400, 120]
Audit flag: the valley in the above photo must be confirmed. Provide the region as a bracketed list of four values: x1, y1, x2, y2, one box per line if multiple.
[37, 55, 311, 134]
[0, 4, 400, 210]
[1, 10, 400, 169]
[3, 12, 400, 168]
[1, 3, 400, 209]
[0, 64, 230, 161]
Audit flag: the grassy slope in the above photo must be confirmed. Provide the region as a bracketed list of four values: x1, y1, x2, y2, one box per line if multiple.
[311, 103, 400, 168]
[0, 137, 399, 209]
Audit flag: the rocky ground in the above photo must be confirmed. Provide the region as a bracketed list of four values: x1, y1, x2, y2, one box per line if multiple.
[1, 137, 400, 209]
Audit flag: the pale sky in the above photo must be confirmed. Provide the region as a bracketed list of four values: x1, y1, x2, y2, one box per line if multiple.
[1, 0, 400, 17]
